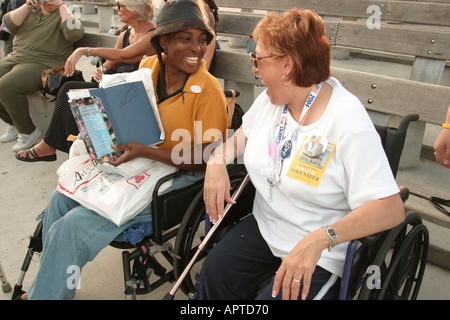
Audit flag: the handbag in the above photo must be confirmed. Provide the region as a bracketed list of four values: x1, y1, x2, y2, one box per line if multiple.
[0, 28, 10, 41]
[41, 65, 84, 101]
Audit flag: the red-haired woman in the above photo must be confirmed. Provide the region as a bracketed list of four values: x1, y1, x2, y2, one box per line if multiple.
[202, 8, 405, 300]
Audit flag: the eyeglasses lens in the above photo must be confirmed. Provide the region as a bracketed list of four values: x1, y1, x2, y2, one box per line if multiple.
[250, 52, 258, 68]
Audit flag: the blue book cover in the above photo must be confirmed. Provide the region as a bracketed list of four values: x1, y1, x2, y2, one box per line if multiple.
[89, 81, 163, 147]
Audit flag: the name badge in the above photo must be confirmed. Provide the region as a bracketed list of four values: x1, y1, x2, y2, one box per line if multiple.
[287, 135, 335, 187]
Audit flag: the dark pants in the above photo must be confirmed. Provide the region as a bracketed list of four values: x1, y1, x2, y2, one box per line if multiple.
[44, 81, 98, 153]
[203, 215, 341, 300]
[0, 56, 46, 134]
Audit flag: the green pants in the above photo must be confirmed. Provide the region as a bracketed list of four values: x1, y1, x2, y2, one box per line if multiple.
[0, 55, 49, 134]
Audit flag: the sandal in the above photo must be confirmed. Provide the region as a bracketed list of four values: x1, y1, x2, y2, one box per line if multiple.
[15, 147, 57, 162]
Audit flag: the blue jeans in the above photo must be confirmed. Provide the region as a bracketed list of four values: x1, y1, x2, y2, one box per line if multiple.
[27, 172, 203, 300]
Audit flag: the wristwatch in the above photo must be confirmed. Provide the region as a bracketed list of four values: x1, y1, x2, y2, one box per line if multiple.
[323, 225, 338, 251]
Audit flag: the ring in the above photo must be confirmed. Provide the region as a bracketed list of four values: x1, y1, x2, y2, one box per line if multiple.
[292, 279, 301, 283]
[204, 197, 210, 200]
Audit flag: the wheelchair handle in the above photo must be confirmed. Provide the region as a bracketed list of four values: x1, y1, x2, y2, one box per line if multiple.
[90, 56, 103, 73]
[224, 90, 240, 98]
[163, 174, 250, 300]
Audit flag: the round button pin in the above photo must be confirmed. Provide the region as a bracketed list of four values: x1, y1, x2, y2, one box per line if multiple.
[190, 85, 201, 93]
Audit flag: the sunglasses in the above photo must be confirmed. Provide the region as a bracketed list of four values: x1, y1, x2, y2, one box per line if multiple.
[116, 2, 126, 10]
[249, 52, 274, 69]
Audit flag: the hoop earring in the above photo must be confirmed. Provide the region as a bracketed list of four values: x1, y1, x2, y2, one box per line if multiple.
[282, 74, 292, 86]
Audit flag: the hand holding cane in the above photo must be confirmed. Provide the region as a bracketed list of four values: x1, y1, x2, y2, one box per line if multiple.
[163, 174, 250, 300]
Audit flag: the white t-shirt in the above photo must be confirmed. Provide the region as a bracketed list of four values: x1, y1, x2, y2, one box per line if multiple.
[242, 77, 399, 277]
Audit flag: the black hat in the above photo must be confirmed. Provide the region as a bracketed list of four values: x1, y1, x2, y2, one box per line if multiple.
[150, 0, 215, 54]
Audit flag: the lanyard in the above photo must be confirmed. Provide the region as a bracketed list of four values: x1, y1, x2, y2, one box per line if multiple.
[266, 82, 322, 202]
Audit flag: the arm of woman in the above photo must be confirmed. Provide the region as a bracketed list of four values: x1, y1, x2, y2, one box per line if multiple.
[65, 32, 123, 76]
[109, 141, 214, 173]
[272, 192, 405, 300]
[203, 33, 216, 70]
[89, 34, 123, 81]
[56, 0, 75, 22]
[64, 32, 154, 75]
[434, 104, 450, 168]
[55, 0, 84, 42]
[6, 0, 37, 28]
[194, 0, 216, 70]
[88, 35, 155, 64]
[204, 127, 247, 222]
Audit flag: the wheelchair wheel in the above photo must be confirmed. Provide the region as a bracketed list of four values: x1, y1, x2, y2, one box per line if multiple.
[172, 189, 211, 297]
[359, 213, 429, 300]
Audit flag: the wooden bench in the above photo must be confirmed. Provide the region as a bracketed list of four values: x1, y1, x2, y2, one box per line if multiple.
[214, 0, 450, 167]
[71, 0, 115, 32]
[211, 0, 450, 232]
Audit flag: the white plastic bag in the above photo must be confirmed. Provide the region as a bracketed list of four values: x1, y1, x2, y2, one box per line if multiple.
[56, 141, 177, 226]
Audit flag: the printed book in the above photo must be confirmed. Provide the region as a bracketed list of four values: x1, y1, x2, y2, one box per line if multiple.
[68, 81, 163, 164]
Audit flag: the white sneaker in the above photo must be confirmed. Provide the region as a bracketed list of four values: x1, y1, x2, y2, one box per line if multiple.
[12, 127, 42, 152]
[0, 124, 18, 143]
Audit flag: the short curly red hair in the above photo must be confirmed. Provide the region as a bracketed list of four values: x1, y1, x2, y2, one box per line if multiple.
[252, 8, 330, 87]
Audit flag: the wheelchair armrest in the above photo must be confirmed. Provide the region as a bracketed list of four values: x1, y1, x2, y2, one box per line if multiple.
[359, 232, 382, 246]
[151, 170, 192, 201]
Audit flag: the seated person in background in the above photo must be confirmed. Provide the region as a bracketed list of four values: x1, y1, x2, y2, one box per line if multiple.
[434, 104, 450, 168]
[16, 0, 156, 162]
[18, 0, 227, 300]
[202, 8, 405, 300]
[0, 0, 84, 152]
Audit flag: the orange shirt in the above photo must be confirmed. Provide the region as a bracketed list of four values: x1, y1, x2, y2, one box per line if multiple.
[139, 56, 228, 152]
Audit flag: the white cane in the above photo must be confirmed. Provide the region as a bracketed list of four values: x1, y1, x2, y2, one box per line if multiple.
[163, 174, 250, 300]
